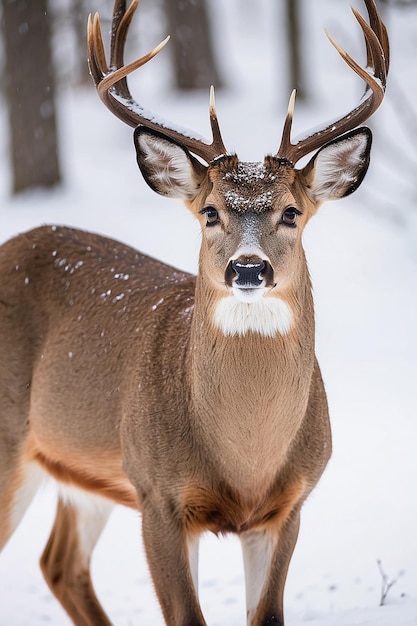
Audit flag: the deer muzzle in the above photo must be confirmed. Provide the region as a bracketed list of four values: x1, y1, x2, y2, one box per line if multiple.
[226, 256, 274, 290]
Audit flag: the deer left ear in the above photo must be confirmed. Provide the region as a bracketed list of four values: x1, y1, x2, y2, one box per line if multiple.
[134, 127, 207, 201]
[301, 127, 372, 203]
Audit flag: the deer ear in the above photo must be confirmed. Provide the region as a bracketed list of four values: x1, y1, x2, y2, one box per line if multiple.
[301, 127, 372, 203]
[134, 127, 207, 200]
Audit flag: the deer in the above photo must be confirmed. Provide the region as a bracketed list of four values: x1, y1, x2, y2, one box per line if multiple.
[0, 0, 388, 624]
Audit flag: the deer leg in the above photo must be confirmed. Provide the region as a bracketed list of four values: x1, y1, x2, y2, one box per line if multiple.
[240, 512, 300, 626]
[40, 490, 113, 626]
[0, 457, 44, 550]
[141, 501, 205, 626]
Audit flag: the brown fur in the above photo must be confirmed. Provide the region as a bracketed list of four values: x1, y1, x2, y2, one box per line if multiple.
[181, 478, 306, 536]
[33, 449, 138, 509]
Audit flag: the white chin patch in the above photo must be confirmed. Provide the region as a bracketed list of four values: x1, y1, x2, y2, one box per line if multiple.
[214, 295, 293, 337]
[232, 286, 266, 304]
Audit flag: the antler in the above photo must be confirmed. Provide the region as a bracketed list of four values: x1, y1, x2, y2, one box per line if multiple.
[277, 0, 389, 165]
[87, 0, 228, 164]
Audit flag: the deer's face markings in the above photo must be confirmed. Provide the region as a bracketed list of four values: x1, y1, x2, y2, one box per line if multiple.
[197, 158, 307, 316]
[191, 157, 315, 337]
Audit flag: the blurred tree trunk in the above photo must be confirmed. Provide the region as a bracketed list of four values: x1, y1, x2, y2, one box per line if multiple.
[161, 0, 223, 90]
[72, 0, 91, 85]
[285, 0, 306, 100]
[2, 0, 61, 193]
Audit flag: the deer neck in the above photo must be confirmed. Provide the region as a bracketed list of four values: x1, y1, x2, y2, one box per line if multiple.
[188, 269, 315, 489]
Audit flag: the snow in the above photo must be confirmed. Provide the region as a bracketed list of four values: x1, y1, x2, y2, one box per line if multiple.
[0, 0, 416, 625]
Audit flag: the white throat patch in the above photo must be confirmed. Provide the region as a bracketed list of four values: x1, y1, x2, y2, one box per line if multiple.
[214, 296, 293, 337]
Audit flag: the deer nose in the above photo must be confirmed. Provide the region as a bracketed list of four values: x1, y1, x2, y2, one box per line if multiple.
[226, 256, 271, 288]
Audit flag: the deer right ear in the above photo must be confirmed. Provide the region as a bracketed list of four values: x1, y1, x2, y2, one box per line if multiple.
[134, 127, 207, 201]
[301, 127, 372, 204]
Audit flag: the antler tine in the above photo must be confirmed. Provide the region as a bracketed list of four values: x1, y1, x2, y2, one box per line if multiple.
[110, 0, 131, 67]
[277, 90, 296, 164]
[277, 0, 389, 165]
[351, 7, 387, 90]
[362, 0, 390, 69]
[87, 0, 228, 164]
[209, 86, 228, 160]
[108, 0, 138, 102]
[87, 13, 107, 84]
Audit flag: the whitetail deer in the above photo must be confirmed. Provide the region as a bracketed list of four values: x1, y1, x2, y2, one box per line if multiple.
[0, 0, 388, 624]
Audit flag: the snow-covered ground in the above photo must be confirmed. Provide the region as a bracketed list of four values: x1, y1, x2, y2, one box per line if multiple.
[0, 0, 416, 624]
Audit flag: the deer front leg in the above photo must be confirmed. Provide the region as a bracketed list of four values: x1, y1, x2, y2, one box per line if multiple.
[240, 512, 300, 626]
[141, 500, 205, 626]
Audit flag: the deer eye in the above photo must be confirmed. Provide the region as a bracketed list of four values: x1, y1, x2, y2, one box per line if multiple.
[201, 206, 220, 227]
[281, 207, 301, 227]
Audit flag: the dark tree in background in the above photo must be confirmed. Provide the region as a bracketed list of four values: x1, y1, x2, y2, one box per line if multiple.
[2, 0, 61, 193]
[161, 0, 222, 90]
[285, 0, 306, 100]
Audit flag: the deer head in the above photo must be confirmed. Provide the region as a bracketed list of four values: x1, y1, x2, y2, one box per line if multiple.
[88, 0, 389, 337]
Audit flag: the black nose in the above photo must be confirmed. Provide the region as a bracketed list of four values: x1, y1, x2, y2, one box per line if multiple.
[229, 257, 266, 288]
